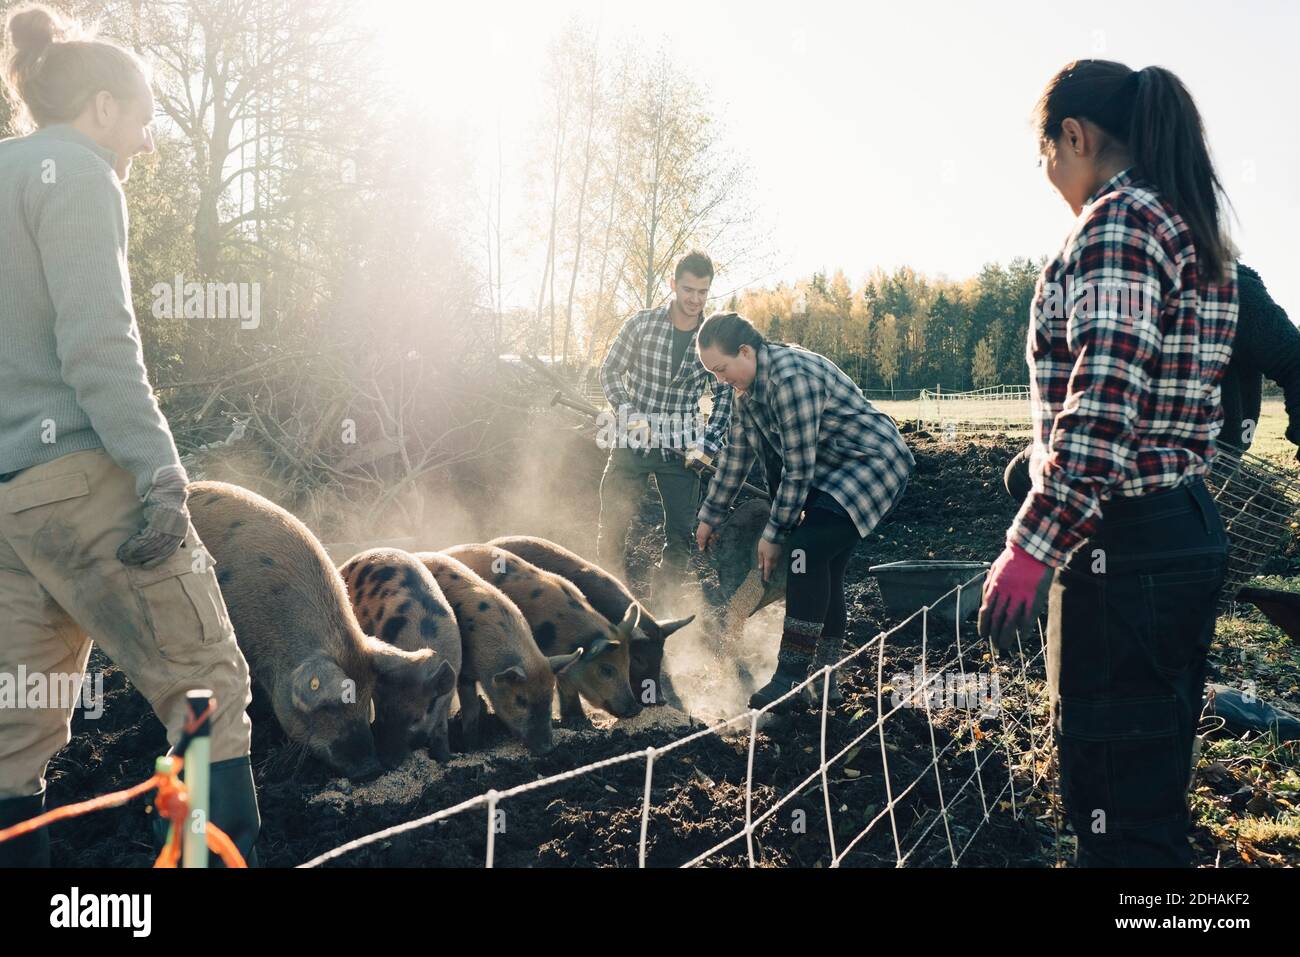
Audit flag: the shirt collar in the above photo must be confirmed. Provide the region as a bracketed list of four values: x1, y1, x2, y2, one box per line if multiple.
[656, 299, 701, 335]
[745, 343, 773, 404]
[1084, 166, 1135, 209]
[31, 123, 119, 170]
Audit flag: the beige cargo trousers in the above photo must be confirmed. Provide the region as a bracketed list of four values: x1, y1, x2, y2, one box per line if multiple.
[0, 449, 252, 798]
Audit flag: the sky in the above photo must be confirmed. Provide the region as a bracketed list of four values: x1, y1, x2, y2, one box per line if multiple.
[374, 0, 1300, 314]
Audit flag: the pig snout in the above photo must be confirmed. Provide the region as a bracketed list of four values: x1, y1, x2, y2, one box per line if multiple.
[372, 717, 411, 770]
[611, 690, 642, 720]
[525, 711, 555, 756]
[427, 731, 452, 763]
[526, 735, 555, 756]
[348, 758, 384, 782]
[328, 723, 385, 780]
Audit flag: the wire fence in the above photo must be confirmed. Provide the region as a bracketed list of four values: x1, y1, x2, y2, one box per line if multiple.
[1205, 443, 1300, 608]
[298, 572, 1055, 869]
[918, 385, 1033, 434]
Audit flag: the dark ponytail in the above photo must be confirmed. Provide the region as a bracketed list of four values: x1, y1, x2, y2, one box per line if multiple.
[1035, 60, 1233, 282]
[697, 311, 765, 357]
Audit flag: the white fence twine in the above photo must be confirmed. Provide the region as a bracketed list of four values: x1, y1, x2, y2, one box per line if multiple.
[299, 572, 1053, 869]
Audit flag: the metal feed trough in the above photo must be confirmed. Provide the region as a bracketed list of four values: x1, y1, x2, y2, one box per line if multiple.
[868, 560, 989, 641]
[1204, 444, 1300, 612]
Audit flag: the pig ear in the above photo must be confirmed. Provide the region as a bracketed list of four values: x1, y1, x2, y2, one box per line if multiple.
[617, 603, 640, 639]
[364, 635, 434, 677]
[584, 636, 617, 659]
[290, 658, 346, 714]
[656, 615, 694, 640]
[492, 664, 528, 686]
[547, 649, 583, 675]
[429, 658, 456, 698]
[633, 614, 694, 648]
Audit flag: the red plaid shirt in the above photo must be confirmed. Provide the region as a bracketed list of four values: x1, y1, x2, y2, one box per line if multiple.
[1008, 168, 1239, 566]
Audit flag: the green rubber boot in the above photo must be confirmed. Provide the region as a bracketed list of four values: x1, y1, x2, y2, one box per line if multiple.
[151, 754, 261, 867]
[0, 791, 50, 868]
[211, 755, 261, 867]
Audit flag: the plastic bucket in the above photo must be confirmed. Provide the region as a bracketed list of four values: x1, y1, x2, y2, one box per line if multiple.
[868, 560, 990, 640]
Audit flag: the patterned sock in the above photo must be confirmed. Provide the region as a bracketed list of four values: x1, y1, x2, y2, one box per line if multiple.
[778, 615, 823, 668]
[814, 634, 846, 671]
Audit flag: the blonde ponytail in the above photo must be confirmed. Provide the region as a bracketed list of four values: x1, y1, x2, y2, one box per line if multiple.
[4, 3, 147, 133]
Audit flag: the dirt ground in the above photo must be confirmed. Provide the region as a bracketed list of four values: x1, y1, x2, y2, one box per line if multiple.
[39, 430, 1299, 867]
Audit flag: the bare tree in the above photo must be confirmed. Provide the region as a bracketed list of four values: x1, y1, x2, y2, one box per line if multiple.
[560, 25, 601, 368]
[533, 24, 578, 360]
[617, 54, 755, 314]
[582, 45, 633, 365]
[96, 0, 371, 282]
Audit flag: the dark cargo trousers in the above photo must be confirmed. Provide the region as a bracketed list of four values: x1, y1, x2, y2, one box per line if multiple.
[596, 447, 701, 587]
[1049, 477, 1227, 867]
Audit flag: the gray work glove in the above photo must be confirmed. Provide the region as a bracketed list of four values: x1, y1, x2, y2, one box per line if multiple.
[684, 447, 714, 474]
[117, 465, 191, 568]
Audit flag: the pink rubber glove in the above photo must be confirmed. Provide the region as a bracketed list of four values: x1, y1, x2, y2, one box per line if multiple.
[977, 542, 1053, 654]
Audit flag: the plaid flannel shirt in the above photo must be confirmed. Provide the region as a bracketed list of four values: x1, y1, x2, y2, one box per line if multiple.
[1009, 168, 1239, 567]
[600, 302, 733, 457]
[698, 343, 915, 543]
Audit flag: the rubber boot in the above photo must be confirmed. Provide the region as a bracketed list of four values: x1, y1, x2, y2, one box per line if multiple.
[211, 755, 261, 867]
[750, 616, 823, 712]
[811, 636, 846, 706]
[151, 754, 261, 867]
[0, 791, 51, 868]
[749, 650, 814, 713]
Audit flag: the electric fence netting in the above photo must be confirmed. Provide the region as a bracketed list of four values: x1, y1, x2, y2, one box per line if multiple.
[299, 572, 1058, 869]
[1205, 443, 1300, 609]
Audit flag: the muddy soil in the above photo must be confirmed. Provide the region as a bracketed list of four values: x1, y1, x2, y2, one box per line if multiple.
[42, 432, 1065, 867]
[58, 430, 1295, 867]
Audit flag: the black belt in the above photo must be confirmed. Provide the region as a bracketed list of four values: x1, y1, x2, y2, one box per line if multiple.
[0, 469, 25, 483]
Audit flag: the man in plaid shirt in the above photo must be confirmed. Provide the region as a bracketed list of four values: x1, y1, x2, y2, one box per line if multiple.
[596, 251, 733, 598]
[695, 314, 913, 708]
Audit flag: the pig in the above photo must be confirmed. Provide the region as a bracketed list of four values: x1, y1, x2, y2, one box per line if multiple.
[443, 543, 643, 725]
[188, 482, 445, 779]
[339, 548, 460, 763]
[485, 535, 694, 707]
[414, 552, 577, 755]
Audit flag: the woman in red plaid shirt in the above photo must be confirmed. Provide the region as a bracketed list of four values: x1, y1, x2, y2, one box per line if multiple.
[979, 61, 1239, 867]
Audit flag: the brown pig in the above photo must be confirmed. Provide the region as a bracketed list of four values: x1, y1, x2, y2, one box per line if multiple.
[189, 482, 445, 779]
[485, 535, 694, 707]
[339, 549, 460, 763]
[414, 552, 576, 755]
[444, 544, 643, 725]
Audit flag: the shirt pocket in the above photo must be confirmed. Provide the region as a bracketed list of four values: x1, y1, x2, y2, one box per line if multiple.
[125, 540, 232, 661]
[829, 435, 866, 457]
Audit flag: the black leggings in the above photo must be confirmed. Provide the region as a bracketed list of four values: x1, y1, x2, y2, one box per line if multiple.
[784, 507, 862, 637]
